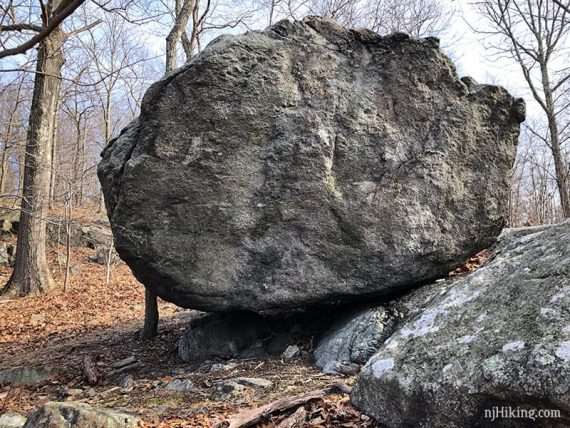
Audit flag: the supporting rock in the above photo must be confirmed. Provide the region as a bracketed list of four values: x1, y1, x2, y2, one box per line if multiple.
[314, 306, 396, 375]
[351, 221, 570, 427]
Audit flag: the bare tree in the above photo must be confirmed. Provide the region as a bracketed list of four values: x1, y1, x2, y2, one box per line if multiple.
[362, 0, 452, 37]
[0, 0, 67, 297]
[0, 0, 103, 298]
[510, 123, 561, 225]
[166, 0, 196, 71]
[0, 0, 87, 58]
[306, 0, 362, 27]
[553, 0, 570, 13]
[302, 0, 452, 37]
[477, 0, 570, 218]
[0, 74, 28, 198]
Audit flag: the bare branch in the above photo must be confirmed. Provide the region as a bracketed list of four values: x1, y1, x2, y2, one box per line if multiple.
[0, 0, 87, 58]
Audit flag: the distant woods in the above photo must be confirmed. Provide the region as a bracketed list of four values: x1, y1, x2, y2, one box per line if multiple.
[477, 0, 570, 224]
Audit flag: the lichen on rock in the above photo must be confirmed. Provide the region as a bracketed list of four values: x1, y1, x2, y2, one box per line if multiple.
[351, 220, 570, 427]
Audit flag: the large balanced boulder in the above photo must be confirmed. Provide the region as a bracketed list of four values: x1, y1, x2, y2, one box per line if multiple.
[351, 220, 570, 427]
[98, 17, 525, 311]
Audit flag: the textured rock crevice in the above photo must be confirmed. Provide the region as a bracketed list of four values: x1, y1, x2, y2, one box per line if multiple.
[98, 17, 524, 312]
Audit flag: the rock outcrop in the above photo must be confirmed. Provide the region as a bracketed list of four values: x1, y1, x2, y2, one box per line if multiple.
[351, 220, 570, 427]
[99, 17, 524, 311]
[314, 306, 396, 375]
[0, 412, 26, 428]
[22, 402, 139, 428]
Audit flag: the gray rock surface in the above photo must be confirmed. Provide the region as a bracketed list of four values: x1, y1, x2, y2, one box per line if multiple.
[0, 208, 20, 235]
[0, 366, 62, 386]
[99, 17, 524, 311]
[351, 220, 570, 427]
[0, 242, 10, 265]
[217, 377, 273, 396]
[46, 220, 112, 249]
[0, 412, 26, 428]
[314, 306, 396, 375]
[164, 378, 199, 392]
[22, 402, 139, 428]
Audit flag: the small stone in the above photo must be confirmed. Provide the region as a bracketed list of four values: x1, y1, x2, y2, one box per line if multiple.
[231, 377, 273, 388]
[165, 378, 199, 392]
[314, 306, 394, 375]
[178, 312, 270, 364]
[30, 314, 46, 324]
[117, 374, 134, 389]
[282, 345, 300, 359]
[63, 388, 83, 397]
[0, 411, 26, 428]
[111, 356, 138, 369]
[220, 381, 244, 394]
[209, 362, 237, 373]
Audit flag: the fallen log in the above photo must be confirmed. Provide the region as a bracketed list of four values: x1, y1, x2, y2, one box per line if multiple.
[221, 389, 326, 428]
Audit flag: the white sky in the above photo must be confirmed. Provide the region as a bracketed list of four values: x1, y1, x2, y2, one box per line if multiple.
[443, 0, 542, 117]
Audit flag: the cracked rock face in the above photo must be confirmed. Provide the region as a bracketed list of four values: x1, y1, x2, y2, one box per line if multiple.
[98, 17, 525, 311]
[351, 220, 570, 427]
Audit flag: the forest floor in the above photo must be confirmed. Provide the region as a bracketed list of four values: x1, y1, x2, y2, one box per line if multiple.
[0, 212, 376, 427]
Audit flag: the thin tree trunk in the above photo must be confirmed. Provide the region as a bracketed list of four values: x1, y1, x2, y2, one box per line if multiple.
[540, 60, 570, 218]
[98, 89, 113, 213]
[1, 12, 65, 298]
[141, 289, 159, 341]
[0, 78, 24, 196]
[105, 237, 113, 286]
[0, 126, 12, 196]
[546, 114, 569, 218]
[165, 0, 194, 72]
[49, 97, 60, 209]
[63, 201, 71, 292]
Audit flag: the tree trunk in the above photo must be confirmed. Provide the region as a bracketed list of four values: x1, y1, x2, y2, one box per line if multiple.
[97, 89, 113, 213]
[165, 0, 194, 72]
[141, 289, 159, 340]
[540, 62, 570, 219]
[1, 78, 25, 197]
[546, 114, 570, 218]
[0, 124, 12, 196]
[49, 97, 60, 209]
[0, 16, 65, 298]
